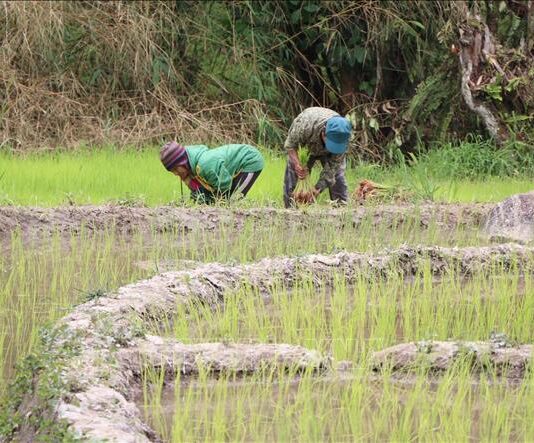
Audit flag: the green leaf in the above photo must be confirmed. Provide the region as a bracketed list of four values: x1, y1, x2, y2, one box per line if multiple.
[504, 77, 522, 92]
[303, 3, 320, 13]
[483, 83, 503, 102]
[290, 9, 301, 24]
[504, 114, 532, 123]
[297, 146, 310, 164]
[354, 46, 366, 64]
[409, 20, 425, 31]
[368, 117, 379, 132]
[359, 81, 373, 96]
[90, 69, 102, 87]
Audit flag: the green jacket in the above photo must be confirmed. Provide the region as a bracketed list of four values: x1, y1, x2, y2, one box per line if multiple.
[185, 144, 264, 193]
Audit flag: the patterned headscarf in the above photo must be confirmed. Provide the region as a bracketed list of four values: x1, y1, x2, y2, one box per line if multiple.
[160, 141, 189, 171]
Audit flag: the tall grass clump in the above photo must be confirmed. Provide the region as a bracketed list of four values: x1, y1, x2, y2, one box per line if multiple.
[0, 1, 282, 149]
[408, 136, 534, 180]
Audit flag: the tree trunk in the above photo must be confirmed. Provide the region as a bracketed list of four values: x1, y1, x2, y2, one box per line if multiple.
[338, 62, 360, 114]
[457, 10, 509, 145]
[528, 0, 534, 54]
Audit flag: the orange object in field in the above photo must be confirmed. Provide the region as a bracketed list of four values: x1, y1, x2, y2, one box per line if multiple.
[354, 179, 387, 201]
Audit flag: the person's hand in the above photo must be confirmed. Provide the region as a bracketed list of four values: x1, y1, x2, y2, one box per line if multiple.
[293, 161, 309, 180]
[288, 148, 309, 179]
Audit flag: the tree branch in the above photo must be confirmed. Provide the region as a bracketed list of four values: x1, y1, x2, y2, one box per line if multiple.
[528, 0, 534, 54]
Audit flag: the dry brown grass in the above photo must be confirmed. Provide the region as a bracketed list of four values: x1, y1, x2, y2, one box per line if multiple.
[0, 1, 265, 150]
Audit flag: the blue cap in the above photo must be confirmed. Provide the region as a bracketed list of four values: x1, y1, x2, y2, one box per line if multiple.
[325, 116, 352, 154]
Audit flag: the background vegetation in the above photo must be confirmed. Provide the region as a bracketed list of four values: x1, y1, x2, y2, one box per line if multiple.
[1, 0, 532, 162]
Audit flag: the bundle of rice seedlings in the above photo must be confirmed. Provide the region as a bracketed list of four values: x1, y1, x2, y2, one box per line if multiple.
[354, 179, 414, 203]
[292, 147, 315, 204]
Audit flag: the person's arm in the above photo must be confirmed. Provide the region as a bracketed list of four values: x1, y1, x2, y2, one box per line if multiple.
[313, 154, 345, 197]
[284, 117, 310, 179]
[287, 149, 308, 179]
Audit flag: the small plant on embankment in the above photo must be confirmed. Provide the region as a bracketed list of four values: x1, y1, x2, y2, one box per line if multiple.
[82, 288, 107, 303]
[0, 325, 81, 442]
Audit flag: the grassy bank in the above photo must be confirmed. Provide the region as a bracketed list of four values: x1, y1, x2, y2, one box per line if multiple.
[0, 144, 532, 207]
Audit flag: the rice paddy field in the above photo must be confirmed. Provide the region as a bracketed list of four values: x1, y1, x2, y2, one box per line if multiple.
[1, 147, 533, 206]
[1, 147, 534, 442]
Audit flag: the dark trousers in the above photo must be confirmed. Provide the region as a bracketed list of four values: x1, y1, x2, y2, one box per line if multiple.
[283, 156, 348, 208]
[230, 171, 261, 197]
[192, 170, 262, 204]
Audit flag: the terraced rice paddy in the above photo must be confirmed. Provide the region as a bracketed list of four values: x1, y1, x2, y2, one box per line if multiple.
[140, 261, 534, 442]
[2, 203, 534, 442]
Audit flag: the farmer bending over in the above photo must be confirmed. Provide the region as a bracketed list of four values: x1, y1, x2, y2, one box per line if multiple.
[161, 142, 264, 204]
[283, 107, 352, 208]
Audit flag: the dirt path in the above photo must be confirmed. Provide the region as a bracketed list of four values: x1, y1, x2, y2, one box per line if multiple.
[0, 203, 492, 241]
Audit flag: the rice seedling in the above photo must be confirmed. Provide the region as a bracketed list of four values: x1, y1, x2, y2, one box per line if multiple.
[1, 147, 533, 206]
[136, 259, 534, 441]
[156, 265, 532, 357]
[141, 362, 534, 442]
[292, 147, 315, 204]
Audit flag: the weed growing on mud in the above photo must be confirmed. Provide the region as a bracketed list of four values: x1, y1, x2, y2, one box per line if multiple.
[81, 288, 107, 302]
[0, 325, 81, 441]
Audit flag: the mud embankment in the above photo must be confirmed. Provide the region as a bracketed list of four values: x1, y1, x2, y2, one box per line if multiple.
[5, 243, 534, 442]
[373, 340, 532, 378]
[0, 203, 492, 240]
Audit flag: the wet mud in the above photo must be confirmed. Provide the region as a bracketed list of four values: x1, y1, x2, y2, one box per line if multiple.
[0, 203, 492, 241]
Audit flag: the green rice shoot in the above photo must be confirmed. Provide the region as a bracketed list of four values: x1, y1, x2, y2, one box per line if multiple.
[293, 146, 314, 203]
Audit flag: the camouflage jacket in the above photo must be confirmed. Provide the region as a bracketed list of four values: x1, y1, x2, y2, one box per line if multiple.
[283, 107, 346, 191]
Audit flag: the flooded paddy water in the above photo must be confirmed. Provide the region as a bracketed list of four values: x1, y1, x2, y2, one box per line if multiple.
[138, 269, 534, 441]
[142, 369, 534, 442]
[3, 203, 534, 441]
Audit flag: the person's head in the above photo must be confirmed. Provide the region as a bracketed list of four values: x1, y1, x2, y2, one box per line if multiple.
[322, 116, 352, 154]
[160, 141, 190, 179]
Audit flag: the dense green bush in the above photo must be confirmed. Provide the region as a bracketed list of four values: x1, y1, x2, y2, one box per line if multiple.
[412, 137, 534, 179]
